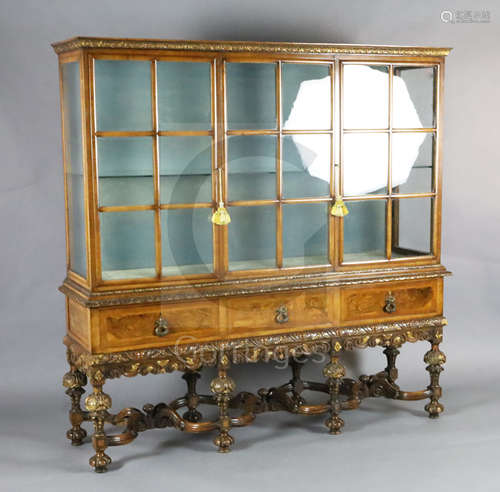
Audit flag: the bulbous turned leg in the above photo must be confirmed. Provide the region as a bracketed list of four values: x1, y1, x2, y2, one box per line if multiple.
[210, 355, 235, 453]
[384, 346, 400, 384]
[323, 348, 346, 435]
[85, 372, 112, 473]
[182, 371, 203, 423]
[63, 368, 88, 446]
[424, 342, 446, 419]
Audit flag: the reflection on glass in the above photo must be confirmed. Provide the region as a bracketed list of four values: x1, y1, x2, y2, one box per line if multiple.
[62, 62, 86, 277]
[161, 209, 213, 275]
[157, 61, 211, 131]
[392, 133, 433, 194]
[343, 200, 386, 262]
[226, 63, 276, 129]
[283, 135, 330, 198]
[343, 133, 388, 196]
[283, 203, 328, 267]
[282, 63, 331, 130]
[394, 67, 435, 128]
[227, 135, 276, 201]
[101, 211, 155, 279]
[94, 60, 151, 131]
[229, 206, 276, 270]
[159, 136, 212, 204]
[97, 138, 154, 206]
[343, 65, 389, 129]
[392, 198, 432, 257]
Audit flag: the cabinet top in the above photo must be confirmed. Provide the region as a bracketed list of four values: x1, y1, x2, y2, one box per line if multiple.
[52, 36, 451, 57]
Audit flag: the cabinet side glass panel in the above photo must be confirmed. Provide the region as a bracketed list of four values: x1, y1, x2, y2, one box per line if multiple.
[100, 211, 156, 280]
[161, 208, 213, 275]
[62, 62, 87, 278]
[343, 200, 387, 262]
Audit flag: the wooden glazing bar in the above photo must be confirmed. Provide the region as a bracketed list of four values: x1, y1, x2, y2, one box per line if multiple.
[210, 59, 219, 276]
[158, 130, 214, 136]
[386, 65, 393, 261]
[276, 61, 283, 268]
[328, 63, 335, 265]
[226, 129, 279, 136]
[160, 202, 213, 210]
[151, 60, 162, 279]
[433, 63, 443, 259]
[99, 205, 156, 213]
[95, 131, 154, 137]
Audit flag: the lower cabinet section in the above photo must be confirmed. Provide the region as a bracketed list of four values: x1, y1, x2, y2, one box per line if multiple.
[67, 278, 443, 353]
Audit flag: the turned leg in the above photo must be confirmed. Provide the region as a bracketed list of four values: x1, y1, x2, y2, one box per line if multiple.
[424, 341, 446, 419]
[289, 356, 307, 406]
[85, 372, 112, 473]
[63, 367, 88, 446]
[323, 348, 346, 435]
[182, 371, 203, 423]
[384, 346, 400, 384]
[210, 355, 235, 453]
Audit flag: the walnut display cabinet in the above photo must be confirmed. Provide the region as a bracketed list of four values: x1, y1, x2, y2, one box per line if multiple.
[53, 37, 451, 473]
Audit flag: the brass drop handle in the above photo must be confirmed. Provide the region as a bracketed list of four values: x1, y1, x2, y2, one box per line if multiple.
[383, 294, 397, 313]
[275, 305, 289, 324]
[154, 316, 169, 337]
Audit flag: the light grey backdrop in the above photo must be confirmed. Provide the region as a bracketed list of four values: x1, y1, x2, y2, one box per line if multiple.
[1, 0, 499, 490]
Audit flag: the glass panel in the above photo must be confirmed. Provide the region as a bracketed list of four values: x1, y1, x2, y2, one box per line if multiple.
[62, 62, 86, 277]
[283, 203, 328, 267]
[282, 63, 331, 130]
[157, 61, 211, 131]
[97, 138, 154, 206]
[392, 198, 432, 257]
[283, 135, 330, 198]
[100, 211, 155, 280]
[392, 133, 434, 194]
[228, 206, 276, 270]
[161, 209, 213, 275]
[393, 66, 436, 128]
[343, 65, 388, 129]
[94, 60, 151, 131]
[159, 136, 212, 204]
[343, 133, 388, 196]
[226, 63, 276, 130]
[343, 200, 386, 262]
[227, 135, 276, 201]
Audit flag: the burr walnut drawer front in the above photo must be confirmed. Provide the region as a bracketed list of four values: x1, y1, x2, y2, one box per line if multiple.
[97, 301, 220, 352]
[225, 289, 332, 338]
[339, 279, 442, 325]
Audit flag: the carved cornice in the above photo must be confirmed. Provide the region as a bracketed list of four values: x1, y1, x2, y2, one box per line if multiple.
[52, 37, 451, 57]
[65, 316, 447, 379]
[61, 266, 451, 308]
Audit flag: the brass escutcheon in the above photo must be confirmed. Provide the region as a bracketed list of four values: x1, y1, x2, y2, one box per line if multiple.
[384, 293, 397, 313]
[275, 305, 289, 324]
[154, 316, 169, 337]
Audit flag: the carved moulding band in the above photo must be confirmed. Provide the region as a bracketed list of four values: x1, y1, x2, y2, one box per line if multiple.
[65, 317, 446, 380]
[60, 267, 451, 308]
[52, 37, 452, 57]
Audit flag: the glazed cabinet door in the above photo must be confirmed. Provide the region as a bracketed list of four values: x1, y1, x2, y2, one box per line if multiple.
[340, 62, 439, 265]
[93, 57, 216, 281]
[224, 59, 334, 272]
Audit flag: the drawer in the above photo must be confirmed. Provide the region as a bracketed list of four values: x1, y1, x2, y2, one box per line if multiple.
[340, 279, 442, 325]
[97, 301, 220, 352]
[225, 289, 332, 338]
